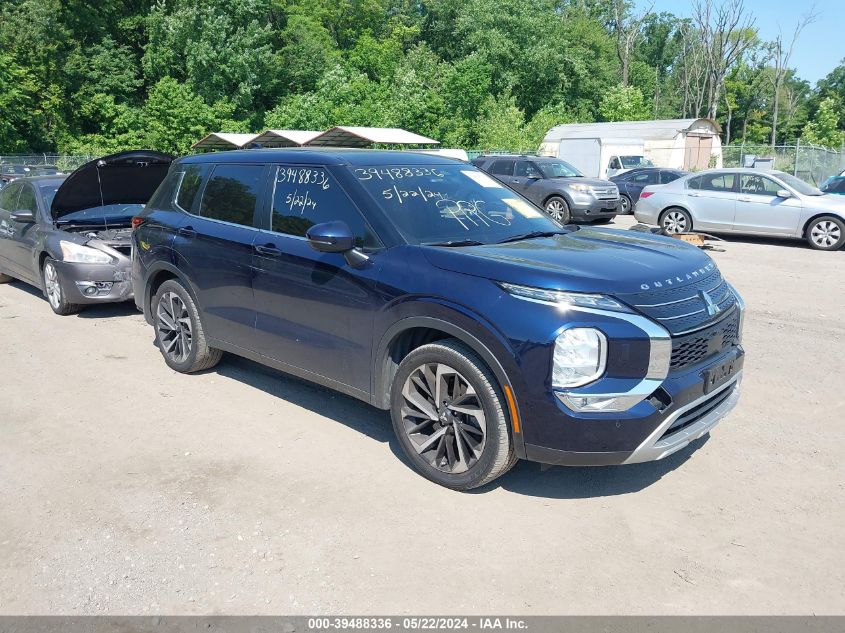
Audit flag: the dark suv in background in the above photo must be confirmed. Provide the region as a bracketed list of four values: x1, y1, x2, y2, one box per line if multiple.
[471, 155, 621, 224]
[133, 149, 745, 490]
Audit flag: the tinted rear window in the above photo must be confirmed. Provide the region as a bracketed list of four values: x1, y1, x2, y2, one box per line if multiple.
[199, 164, 263, 226]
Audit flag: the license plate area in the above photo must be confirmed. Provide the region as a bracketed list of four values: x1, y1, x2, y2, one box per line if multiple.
[702, 351, 744, 394]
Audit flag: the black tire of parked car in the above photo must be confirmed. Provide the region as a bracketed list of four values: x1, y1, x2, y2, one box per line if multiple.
[42, 257, 81, 316]
[544, 196, 571, 224]
[153, 278, 223, 373]
[593, 218, 613, 225]
[389, 339, 517, 490]
[659, 207, 693, 234]
[620, 194, 632, 214]
[805, 215, 845, 251]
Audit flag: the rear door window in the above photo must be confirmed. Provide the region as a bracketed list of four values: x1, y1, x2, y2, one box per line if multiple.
[689, 173, 736, 192]
[269, 165, 379, 249]
[198, 164, 264, 226]
[630, 171, 659, 185]
[489, 160, 514, 177]
[660, 171, 682, 184]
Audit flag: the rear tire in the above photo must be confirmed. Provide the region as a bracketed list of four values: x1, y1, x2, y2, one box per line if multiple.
[544, 196, 571, 224]
[660, 207, 692, 234]
[620, 194, 632, 214]
[42, 258, 82, 315]
[153, 279, 222, 373]
[390, 339, 517, 490]
[805, 215, 845, 251]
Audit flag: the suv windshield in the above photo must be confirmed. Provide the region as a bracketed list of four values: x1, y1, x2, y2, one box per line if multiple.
[620, 156, 654, 168]
[352, 164, 565, 245]
[776, 172, 823, 196]
[536, 160, 582, 178]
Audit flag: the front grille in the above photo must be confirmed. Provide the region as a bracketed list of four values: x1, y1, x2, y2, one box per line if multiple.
[592, 187, 618, 200]
[621, 268, 737, 335]
[669, 309, 740, 371]
[659, 383, 735, 440]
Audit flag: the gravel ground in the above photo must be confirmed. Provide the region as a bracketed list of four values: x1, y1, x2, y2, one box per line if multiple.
[0, 215, 843, 615]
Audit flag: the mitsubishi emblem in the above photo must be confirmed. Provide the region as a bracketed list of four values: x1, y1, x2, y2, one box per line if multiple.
[700, 290, 721, 317]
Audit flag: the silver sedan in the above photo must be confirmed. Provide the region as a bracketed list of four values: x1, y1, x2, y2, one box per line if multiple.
[634, 168, 845, 251]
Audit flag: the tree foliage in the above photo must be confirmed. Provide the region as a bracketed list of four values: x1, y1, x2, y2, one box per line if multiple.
[0, 0, 842, 155]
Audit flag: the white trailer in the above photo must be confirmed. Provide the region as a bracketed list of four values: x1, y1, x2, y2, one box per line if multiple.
[537, 137, 649, 179]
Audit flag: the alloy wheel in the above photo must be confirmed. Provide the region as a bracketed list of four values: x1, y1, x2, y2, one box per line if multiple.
[545, 199, 566, 222]
[663, 210, 688, 234]
[400, 362, 487, 474]
[810, 220, 841, 249]
[44, 262, 61, 309]
[156, 291, 193, 363]
[620, 196, 631, 213]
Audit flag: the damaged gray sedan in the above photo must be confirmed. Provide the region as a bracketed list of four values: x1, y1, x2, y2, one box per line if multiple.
[0, 150, 172, 314]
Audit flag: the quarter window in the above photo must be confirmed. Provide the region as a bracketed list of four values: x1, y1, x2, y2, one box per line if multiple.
[199, 164, 263, 226]
[176, 164, 209, 212]
[270, 165, 378, 249]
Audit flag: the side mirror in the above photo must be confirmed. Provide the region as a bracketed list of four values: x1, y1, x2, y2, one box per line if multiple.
[776, 189, 792, 199]
[306, 221, 355, 253]
[527, 172, 541, 180]
[10, 209, 35, 223]
[306, 221, 370, 268]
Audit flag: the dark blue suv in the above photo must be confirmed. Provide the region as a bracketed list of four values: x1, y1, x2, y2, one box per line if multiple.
[132, 149, 745, 490]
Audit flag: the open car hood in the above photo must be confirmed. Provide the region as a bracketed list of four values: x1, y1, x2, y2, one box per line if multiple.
[51, 150, 173, 220]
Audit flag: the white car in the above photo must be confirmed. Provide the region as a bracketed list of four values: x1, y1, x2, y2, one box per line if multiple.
[634, 168, 845, 251]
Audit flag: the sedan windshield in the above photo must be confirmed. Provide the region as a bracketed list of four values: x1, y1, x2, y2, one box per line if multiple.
[351, 164, 566, 245]
[56, 203, 146, 225]
[536, 160, 582, 178]
[776, 172, 823, 196]
[620, 156, 654, 168]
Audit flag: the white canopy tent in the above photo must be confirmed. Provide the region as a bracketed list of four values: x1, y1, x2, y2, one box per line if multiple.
[251, 129, 323, 147]
[191, 133, 260, 151]
[306, 126, 439, 148]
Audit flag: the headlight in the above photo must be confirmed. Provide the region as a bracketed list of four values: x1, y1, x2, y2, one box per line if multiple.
[59, 240, 113, 264]
[552, 328, 607, 388]
[500, 282, 632, 312]
[569, 183, 592, 193]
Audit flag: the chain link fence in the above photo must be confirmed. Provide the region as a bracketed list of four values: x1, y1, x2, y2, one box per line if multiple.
[0, 154, 94, 172]
[721, 143, 845, 186]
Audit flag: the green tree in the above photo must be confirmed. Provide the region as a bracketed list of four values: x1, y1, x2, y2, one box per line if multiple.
[599, 85, 650, 121]
[801, 98, 844, 149]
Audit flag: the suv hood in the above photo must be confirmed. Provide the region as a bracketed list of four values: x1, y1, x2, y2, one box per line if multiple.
[51, 150, 173, 220]
[555, 177, 616, 188]
[421, 227, 715, 295]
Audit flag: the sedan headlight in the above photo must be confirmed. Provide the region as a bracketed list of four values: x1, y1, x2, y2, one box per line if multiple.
[552, 328, 607, 388]
[59, 240, 113, 264]
[500, 282, 632, 312]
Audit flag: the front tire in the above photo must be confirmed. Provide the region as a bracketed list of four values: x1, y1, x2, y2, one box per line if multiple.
[42, 258, 81, 315]
[153, 279, 222, 373]
[390, 339, 517, 490]
[660, 207, 692, 234]
[806, 216, 845, 251]
[544, 196, 571, 224]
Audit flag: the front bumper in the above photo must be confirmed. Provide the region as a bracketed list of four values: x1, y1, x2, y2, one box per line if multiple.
[53, 260, 134, 304]
[570, 197, 622, 221]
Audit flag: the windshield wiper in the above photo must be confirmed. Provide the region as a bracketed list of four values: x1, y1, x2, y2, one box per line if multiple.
[424, 239, 486, 247]
[496, 230, 566, 244]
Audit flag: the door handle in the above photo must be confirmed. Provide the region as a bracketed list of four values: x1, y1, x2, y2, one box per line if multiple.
[255, 244, 282, 257]
[738, 196, 751, 202]
[177, 226, 196, 238]
[511, 179, 520, 184]
[688, 192, 700, 197]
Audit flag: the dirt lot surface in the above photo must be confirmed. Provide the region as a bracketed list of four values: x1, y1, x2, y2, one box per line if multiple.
[1, 215, 843, 615]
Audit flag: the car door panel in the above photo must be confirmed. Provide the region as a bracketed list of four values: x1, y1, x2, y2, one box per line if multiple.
[0, 183, 22, 274]
[251, 163, 383, 393]
[510, 161, 545, 206]
[733, 174, 802, 235]
[7, 182, 42, 284]
[172, 163, 267, 350]
[686, 173, 738, 231]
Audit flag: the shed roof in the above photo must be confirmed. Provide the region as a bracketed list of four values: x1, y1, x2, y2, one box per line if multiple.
[307, 126, 439, 147]
[544, 118, 721, 142]
[191, 132, 260, 150]
[251, 129, 323, 147]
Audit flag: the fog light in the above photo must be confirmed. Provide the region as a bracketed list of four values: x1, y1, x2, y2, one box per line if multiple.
[84, 286, 98, 296]
[557, 393, 650, 412]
